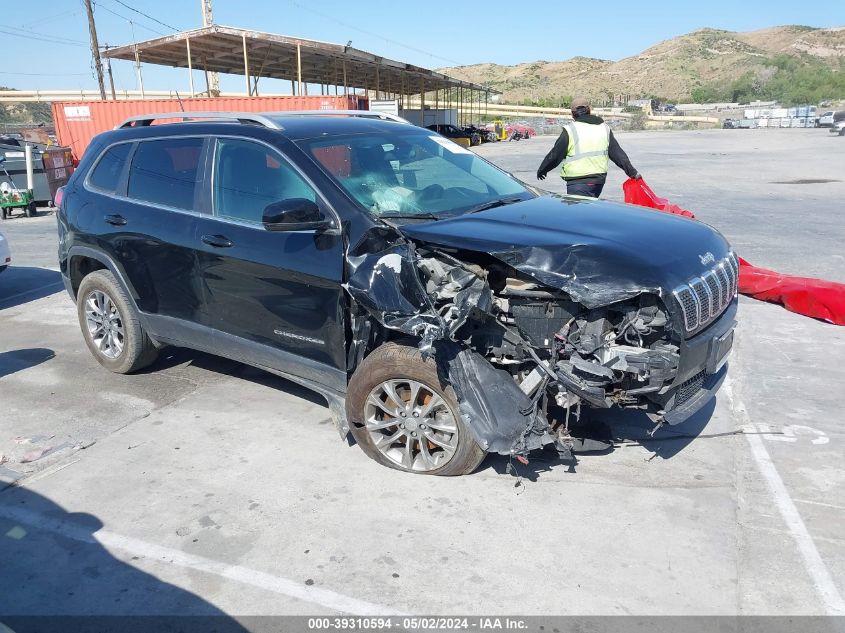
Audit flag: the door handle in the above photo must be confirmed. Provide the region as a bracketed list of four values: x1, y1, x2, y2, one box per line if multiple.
[201, 234, 233, 248]
[104, 214, 127, 226]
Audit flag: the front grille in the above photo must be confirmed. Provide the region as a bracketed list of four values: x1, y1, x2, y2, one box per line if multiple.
[675, 370, 706, 407]
[673, 252, 738, 333]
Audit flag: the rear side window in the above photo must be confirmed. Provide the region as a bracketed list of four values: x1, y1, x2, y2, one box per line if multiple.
[89, 143, 131, 193]
[127, 138, 203, 210]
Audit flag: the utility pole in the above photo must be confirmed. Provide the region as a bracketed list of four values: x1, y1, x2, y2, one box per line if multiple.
[201, 0, 220, 96]
[105, 52, 117, 100]
[83, 0, 107, 100]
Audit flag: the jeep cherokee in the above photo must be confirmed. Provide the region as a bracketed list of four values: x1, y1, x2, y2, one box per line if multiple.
[57, 111, 737, 476]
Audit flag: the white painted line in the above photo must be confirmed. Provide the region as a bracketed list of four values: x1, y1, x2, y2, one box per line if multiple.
[0, 505, 402, 616]
[725, 376, 845, 615]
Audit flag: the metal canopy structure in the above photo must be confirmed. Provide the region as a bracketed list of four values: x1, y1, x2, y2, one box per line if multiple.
[102, 24, 496, 101]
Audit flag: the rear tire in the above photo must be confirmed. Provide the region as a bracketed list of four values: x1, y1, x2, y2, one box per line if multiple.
[77, 270, 158, 374]
[25, 201, 37, 217]
[346, 342, 486, 476]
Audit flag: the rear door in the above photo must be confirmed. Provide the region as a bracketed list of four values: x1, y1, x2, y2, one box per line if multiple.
[82, 136, 207, 324]
[194, 136, 346, 389]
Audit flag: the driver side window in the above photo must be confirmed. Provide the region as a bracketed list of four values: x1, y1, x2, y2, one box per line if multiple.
[213, 138, 316, 224]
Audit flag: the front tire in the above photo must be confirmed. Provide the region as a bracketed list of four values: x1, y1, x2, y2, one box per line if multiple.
[26, 201, 37, 217]
[76, 270, 158, 374]
[346, 343, 486, 476]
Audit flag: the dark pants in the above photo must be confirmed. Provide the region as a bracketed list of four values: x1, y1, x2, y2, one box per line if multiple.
[566, 180, 605, 198]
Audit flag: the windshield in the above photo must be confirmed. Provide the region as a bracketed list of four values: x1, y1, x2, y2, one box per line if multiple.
[298, 130, 531, 220]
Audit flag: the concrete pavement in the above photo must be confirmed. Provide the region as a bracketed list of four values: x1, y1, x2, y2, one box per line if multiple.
[0, 129, 842, 618]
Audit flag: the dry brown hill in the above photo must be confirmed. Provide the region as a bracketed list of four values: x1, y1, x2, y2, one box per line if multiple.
[440, 26, 845, 103]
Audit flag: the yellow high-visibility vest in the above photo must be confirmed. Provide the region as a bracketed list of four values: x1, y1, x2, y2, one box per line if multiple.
[560, 121, 610, 179]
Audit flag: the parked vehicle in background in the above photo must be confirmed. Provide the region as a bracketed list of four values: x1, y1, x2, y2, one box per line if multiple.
[462, 125, 494, 144]
[426, 124, 474, 148]
[818, 111, 834, 127]
[0, 229, 10, 273]
[58, 111, 737, 476]
[506, 123, 536, 139]
[831, 114, 845, 136]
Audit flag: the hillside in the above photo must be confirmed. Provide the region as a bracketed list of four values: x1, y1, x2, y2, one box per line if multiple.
[441, 26, 845, 104]
[0, 87, 52, 125]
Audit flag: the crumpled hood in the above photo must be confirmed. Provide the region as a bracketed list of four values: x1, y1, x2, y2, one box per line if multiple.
[398, 195, 732, 308]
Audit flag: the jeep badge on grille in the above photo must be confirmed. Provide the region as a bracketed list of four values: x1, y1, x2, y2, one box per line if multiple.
[699, 251, 715, 266]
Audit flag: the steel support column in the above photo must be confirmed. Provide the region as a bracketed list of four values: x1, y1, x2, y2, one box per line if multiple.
[186, 38, 194, 96]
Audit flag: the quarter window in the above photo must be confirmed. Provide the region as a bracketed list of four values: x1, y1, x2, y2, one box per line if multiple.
[89, 143, 131, 193]
[213, 138, 316, 224]
[127, 138, 203, 210]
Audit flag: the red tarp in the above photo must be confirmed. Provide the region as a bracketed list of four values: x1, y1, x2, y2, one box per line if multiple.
[622, 178, 845, 325]
[622, 178, 696, 219]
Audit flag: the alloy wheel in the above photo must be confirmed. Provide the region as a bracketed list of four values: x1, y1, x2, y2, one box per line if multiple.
[84, 289, 125, 359]
[363, 379, 459, 472]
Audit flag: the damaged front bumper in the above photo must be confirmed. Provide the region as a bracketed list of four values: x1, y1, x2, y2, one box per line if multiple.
[647, 300, 736, 425]
[343, 231, 737, 458]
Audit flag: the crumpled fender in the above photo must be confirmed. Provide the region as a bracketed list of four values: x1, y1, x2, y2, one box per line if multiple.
[343, 234, 553, 455]
[344, 241, 445, 352]
[434, 341, 554, 455]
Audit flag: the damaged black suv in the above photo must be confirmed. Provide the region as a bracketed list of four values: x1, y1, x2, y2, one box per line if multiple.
[57, 111, 737, 476]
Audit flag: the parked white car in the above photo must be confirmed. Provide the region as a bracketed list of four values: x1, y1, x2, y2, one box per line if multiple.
[0, 229, 10, 273]
[818, 111, 834, 127]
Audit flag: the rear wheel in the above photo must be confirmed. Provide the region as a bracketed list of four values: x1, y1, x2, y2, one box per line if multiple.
[346, 343, 486, 476]
[25, 201, 37, 217]
[76, 270, 158, 374]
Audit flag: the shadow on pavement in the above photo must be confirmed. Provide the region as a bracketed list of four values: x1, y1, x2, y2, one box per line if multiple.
[0, 348, 55, 379]
[0, 267, 64, 310]
[483, 398, 719, 481]
[139, 346, 329, 409]
[0, 486, 249, 629]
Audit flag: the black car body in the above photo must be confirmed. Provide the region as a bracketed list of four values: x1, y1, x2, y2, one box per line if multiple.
[57, 112, 737, 475]
[426, 124, 478, 146]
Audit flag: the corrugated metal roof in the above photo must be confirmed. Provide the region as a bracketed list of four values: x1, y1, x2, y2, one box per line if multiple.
[102, 25, 497, 95]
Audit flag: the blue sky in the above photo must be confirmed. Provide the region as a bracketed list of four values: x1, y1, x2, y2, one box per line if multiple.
[1, 0, 843, 93]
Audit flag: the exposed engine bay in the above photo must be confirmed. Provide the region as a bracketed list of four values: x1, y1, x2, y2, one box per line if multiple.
[340, 229, 733, 460]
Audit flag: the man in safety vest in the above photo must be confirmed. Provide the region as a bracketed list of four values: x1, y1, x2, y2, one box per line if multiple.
[536, 96, 640, 198]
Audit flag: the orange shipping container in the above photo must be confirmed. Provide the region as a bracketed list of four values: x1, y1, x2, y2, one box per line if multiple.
[52, 95, 369, 162]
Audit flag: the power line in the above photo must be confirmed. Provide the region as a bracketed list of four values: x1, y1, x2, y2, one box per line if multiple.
[0, 70, 91, 76]
[0, 26, 87, 47]
[108, 0, 179, 32]
[287, 0, 461, 66]
[94, 1, 168, 37]
[20, 8, 82, 29]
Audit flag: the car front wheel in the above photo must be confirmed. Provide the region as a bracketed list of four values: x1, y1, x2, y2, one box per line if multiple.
[346, 343, 486, 476]
[76, 270, 158, 374]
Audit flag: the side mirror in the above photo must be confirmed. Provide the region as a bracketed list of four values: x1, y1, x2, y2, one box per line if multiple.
[262, 198, 331, 232]
[0, 156, 5, 164]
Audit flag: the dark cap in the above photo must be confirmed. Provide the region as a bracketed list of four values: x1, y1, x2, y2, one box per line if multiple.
[571, 96, 590, 110]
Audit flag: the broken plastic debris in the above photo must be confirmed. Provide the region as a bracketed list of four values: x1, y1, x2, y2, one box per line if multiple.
[20, 447, 52, 463]
[13, 434, 55, 445]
